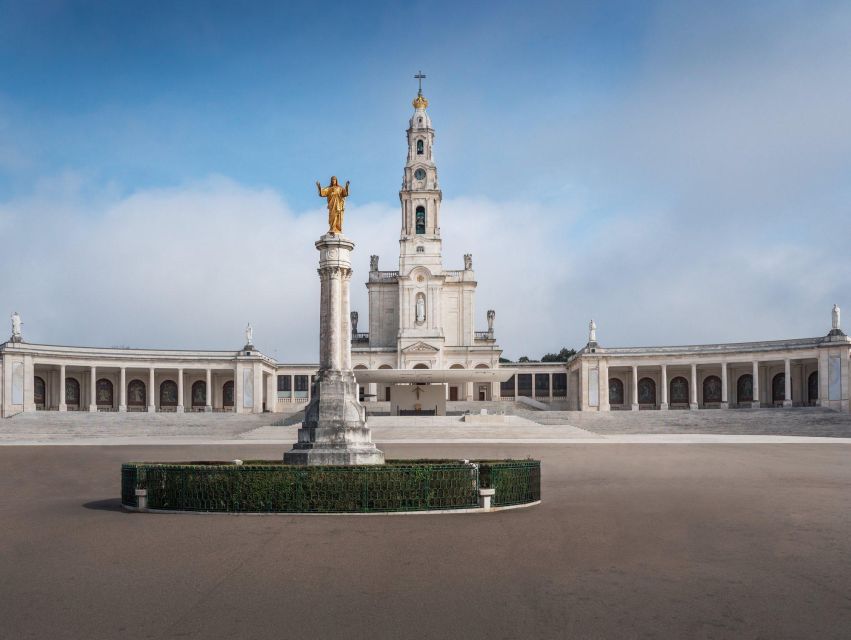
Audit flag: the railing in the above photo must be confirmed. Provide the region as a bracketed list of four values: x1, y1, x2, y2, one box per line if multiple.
[444, 270, 465, 278]
[277, 397, 309, 404]
[371, 271, 399, 281]
[352, 332, 370, 343]
[474, 331, 493, 340]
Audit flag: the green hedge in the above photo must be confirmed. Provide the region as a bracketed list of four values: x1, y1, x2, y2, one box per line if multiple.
[121, 459, 540, 513]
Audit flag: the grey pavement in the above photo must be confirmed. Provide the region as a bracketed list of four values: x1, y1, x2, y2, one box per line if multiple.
[1, 443, 851, 639]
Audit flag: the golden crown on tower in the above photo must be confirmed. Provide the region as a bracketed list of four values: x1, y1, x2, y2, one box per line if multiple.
[412, 94, 429, 109]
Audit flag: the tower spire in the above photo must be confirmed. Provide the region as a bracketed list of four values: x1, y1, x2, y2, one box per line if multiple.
[412, 71, 428, 109]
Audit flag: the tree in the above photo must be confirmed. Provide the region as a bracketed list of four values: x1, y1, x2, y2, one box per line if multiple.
[518, 356, 531, 363]
[540, 347, 577, 362]
[498, 357, 512, 363]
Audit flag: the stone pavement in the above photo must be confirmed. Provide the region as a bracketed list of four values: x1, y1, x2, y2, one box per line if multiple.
[4, 406, 851, 444]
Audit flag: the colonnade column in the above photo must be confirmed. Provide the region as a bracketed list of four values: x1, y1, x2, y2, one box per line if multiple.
[752, 360, 760, 408]
[205, 369, 212, 412]
[599, 360, 610, 412]
[118, 367, 127, 412]
[659, 364, 668, 410]
[148, 367, 156, 412]
[531, 374, 537, 400]
[89, 366, 97, 412]
[720, 363, 729, 409]
[631, 365, 639, 411]
[783, 358, 792, 407]
[58, 364, 67, 412]
[689, 363, 698, 410]
[548, 373, 553, 402]
[514, 374, 518, 399]
[176, 368, 184, 413]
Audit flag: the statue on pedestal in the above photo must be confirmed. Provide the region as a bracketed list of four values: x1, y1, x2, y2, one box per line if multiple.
[316, 176, 350, 235]
[350, 311, 358, 334]
[11, 311, 21, 341]
[589, 319, 597, 343]
[464, 254, 473, 270]
[245, 323, 253, 347]
[833, 304, 841, 331]
[487, 309, 495, 333]
[369, 255, 379, 272]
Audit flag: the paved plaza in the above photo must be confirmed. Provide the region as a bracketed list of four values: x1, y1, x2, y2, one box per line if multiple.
[0, 442, 850, 639]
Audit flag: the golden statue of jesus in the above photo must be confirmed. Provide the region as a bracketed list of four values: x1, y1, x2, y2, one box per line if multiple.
[316, 176, 350, 235]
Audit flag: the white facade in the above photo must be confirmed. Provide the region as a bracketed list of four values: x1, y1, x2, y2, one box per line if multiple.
[350, 88, 502, 403]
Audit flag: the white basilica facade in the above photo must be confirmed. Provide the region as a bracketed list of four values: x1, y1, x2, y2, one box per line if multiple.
[1, 88, 849, 417]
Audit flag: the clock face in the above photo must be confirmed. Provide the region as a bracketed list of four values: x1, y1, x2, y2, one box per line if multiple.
[414, 168, 426, 180]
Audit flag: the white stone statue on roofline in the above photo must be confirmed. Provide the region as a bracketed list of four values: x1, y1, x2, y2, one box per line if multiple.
[11, 311, 21, 341]
[487, 309, 495, 333]
[833, 304, 841, 331]
[370, 255, 379, 272]
[245, 322, 253, 346]
[464, 254, 473, 270]
[589, 319, 597, 343]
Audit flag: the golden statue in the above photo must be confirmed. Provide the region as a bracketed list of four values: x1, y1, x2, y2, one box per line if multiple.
[316, 176, 350, 235]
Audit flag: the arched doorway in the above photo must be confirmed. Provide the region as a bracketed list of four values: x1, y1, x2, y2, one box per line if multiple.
[222, 380, 234, 408]
[65, 378, 80, 408]
[772, 373, 785, 404]
[191, 381, 207, 408]
[475, 364, 490, 401]
[160, 380, 178, 408]
[703, 375, 722, 404]
[609, 378, 624, 405]
[96, 378, 114, 408]
[808, 371, 818, 405]
[127, 379, 146, 409]
[34, 376, 46, 408]
[737, 374, 753, 404]
[670, 377, 689, 405]
[637, 377, 656, 406]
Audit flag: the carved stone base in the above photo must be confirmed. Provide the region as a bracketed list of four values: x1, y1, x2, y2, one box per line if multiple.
[284, 370, 384, 466]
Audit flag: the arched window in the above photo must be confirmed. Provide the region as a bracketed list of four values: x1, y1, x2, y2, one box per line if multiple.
[34, 376, 46, 407]
[222, 381, 234, 407]
[638, 377, 656, 405]
[413, 363, 429, 369]
[703, 375, 722, 403]
[808, 371, 818, 405]
[127, 380, 146, 407]
[191, 381, 207, 407]
[160, 380, 178, 407]
[416, 139, 424, 155]
[737, 374, 753, 403]
[415, 206, 426, 234]
[96, 378, 114, 407]
[772, 373, 785, 403]
[65, 378, 80, 406]
[609, 378, 624, 405]
[670, 376, 689, 404]
[416, 246, 424, 253]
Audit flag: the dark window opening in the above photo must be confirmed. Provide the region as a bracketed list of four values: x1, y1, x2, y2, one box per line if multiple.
[415, 206, 426, 234]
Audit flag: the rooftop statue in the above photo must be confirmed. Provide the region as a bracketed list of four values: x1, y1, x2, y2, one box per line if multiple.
[316, 176, 350, 235]
[11, 311, 21, 340]
[833, 304, 841, 331]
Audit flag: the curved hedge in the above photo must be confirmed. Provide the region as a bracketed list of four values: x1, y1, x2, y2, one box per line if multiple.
[121, 459, 540, 513]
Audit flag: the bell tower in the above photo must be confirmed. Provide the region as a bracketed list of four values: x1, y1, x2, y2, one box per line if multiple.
[399, 71, 443, 274]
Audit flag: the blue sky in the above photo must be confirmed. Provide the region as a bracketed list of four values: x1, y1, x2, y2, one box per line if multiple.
[1, 1, 849, 360]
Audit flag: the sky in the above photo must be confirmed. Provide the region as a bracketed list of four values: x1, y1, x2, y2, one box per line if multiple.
[0, 0, 849, 361]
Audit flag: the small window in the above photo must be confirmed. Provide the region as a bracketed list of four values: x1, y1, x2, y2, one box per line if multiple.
[416, 246, 424, 253]
[416, 140, 424, 155]
[415, 206, 426, 234]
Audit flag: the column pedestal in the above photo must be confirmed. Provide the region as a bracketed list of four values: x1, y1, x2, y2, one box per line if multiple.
[284, 234, 384, 466]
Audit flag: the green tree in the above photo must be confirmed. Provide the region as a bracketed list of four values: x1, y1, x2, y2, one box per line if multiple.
[518, 356, 531, 363]
[540, 347, 577, 362]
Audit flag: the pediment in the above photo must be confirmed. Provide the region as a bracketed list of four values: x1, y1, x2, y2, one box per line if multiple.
[402, 341, 440, 353]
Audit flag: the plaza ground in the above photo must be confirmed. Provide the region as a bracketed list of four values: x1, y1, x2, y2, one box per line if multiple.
[2, 441, 850, 639]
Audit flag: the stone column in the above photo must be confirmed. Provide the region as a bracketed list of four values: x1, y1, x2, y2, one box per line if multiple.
[367, 382, 377, 402]
[631, 365, 639, 411]
[531, 374, 537, 400]
[176, 368, 184, 413]
[234, 363, 241, 414]
[514, 374, 518, 399]
[784, 358, 792, 407]
[205, 368, 212, 412]
[548, 373, 553, 402]
[118, 367, 127, 412]
[720, 363, 729, 409]
[752, 360, 760, 408]
[599, 360, 610, 411]
[660, 364, 668, 410]
[58, 364, 67, 412]
[284, 233, 384, 466]
[148, 367, 156, 412]
[689, 363, 698, 410]
[89, 366, 97, 412]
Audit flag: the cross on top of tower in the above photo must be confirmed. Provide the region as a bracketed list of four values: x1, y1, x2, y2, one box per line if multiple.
[412, 71, 429, 109]
[414, 71, 426, 95]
